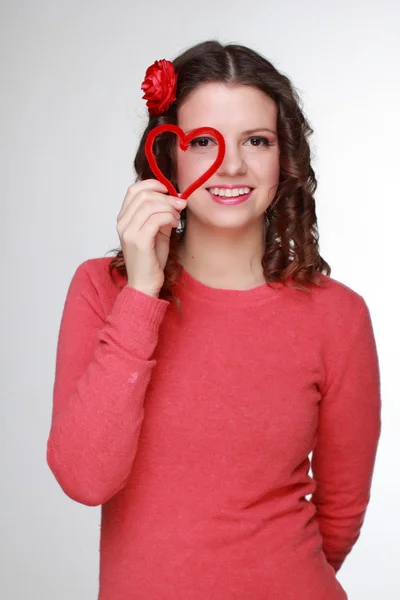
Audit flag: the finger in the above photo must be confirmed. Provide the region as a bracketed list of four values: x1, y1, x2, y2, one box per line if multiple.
[118, 199, 180, 238]
[118, 179, 168, 221]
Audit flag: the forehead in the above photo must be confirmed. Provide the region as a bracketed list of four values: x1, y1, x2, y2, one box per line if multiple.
[177, 81, 277, 130]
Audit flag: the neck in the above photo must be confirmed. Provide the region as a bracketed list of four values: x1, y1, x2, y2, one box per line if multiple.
[177, 215, 267, 290]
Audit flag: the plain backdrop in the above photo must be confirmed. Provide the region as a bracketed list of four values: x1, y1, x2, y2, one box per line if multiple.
[1, 0, 399, 598]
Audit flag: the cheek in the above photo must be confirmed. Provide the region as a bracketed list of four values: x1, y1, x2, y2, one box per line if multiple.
[176, 151, 216, 186]
[176, 155, 194, 185]
[251, 152, 280, 182]
[270, 156, 281, 180]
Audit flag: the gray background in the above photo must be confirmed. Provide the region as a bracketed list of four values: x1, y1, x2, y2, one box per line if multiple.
[1, 0, 398, 598]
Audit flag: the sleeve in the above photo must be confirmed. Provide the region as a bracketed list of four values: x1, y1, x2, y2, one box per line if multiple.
[46, 261, 170, 506]
[311, 298, 382, 573]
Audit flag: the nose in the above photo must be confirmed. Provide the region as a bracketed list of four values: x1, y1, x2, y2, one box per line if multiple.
[216, 139, 247, 177]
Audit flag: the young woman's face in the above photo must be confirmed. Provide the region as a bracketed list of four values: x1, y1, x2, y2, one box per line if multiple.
[175, 82, 280, 228]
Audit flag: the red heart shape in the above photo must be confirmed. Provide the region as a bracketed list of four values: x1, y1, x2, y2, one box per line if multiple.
[144, 124, 226, 200]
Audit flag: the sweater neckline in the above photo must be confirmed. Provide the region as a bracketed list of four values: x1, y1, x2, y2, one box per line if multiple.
[176, 266, 285, 308]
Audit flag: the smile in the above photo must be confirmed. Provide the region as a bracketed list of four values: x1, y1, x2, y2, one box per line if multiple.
[208, 186, 252, 197]
[206, 188, 254, 205]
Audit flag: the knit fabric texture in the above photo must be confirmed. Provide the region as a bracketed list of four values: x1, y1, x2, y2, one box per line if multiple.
[47, 257, 381, 600]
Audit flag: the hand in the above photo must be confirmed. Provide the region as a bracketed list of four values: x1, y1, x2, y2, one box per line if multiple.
[116, 179, 187, 297]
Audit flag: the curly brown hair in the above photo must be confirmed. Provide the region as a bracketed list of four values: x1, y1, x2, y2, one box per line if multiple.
[107, 40, 331, 317]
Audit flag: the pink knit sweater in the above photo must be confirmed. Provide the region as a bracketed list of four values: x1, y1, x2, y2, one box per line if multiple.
[47, 257, 381, 600]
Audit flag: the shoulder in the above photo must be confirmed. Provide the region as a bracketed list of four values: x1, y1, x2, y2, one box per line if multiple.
[308, 273, 379, 398]
[281, 270, 370, 348]
[310, 270, 367, 319]
[66, 256, 127, 318]
[308, 272, 373, 380]
[73, 256, 126, 288]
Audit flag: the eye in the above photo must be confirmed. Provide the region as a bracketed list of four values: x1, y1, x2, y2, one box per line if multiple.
[246, 136, 273, 147]
[189, 136, 216, 148]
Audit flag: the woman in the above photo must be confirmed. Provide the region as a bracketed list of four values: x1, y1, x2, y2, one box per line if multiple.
[46, 40, 381, 599]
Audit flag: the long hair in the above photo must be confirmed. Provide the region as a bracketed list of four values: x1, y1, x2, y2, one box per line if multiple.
[107, 40, 331, 317]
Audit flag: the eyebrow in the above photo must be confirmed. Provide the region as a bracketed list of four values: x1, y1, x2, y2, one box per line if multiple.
[184, 127, 277, 136]
[242, 127, 277, 136]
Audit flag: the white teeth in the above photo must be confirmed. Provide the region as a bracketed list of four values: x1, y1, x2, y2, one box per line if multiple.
[209, 187, 251, 197]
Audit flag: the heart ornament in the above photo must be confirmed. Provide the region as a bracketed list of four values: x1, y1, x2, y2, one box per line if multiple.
[144, 124, 226, 200]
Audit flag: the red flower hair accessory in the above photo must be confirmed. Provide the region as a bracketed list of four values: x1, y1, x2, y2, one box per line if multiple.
[141, 59, 178, 116]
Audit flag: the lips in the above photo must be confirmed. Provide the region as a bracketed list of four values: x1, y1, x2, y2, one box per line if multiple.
[207, 188, 254, 205]
[206, 187, 254, 196]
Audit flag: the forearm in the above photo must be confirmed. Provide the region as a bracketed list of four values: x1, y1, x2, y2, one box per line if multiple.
[47, 280, 168, 506]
